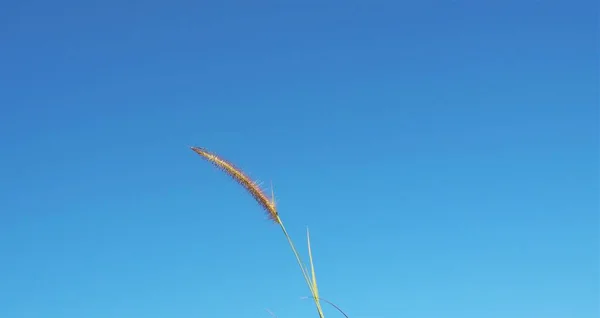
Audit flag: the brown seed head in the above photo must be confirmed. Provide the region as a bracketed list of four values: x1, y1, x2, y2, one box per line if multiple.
[190, 146, 279, 223]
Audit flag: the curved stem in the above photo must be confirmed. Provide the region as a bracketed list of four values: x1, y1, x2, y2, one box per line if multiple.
[301, 296, 349, 318]
[278, 220, 325, 318]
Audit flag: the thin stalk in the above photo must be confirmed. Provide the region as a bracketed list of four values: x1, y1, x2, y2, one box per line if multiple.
[278, 219, 325, 318]
[301, 297, 349, 318]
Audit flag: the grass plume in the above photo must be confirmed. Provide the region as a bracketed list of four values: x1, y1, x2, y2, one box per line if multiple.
[191, 146, 326, 317]
[190, 147, 278, 223]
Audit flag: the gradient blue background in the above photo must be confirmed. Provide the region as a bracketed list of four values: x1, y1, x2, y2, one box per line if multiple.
[1, 1, 598, 317]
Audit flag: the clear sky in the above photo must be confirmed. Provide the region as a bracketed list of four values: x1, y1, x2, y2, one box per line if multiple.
[0, 1, 598, 317]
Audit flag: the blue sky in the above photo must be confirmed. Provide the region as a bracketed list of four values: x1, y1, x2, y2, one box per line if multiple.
[0, 1, 598, 317]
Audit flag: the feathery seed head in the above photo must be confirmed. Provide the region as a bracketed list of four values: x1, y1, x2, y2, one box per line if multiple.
[190, 146, 280, 223]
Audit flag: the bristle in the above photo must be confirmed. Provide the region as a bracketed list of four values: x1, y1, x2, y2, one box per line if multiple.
[191, 147, 279, 223]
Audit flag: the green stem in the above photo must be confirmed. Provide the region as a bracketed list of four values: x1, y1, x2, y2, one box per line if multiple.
[278, 220, 325, 318]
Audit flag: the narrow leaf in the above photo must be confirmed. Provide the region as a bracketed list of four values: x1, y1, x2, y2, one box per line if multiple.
[307, 227, 319, 300]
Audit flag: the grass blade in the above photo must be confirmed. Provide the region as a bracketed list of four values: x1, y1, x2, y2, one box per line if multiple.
[307, 227, 320, 301]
